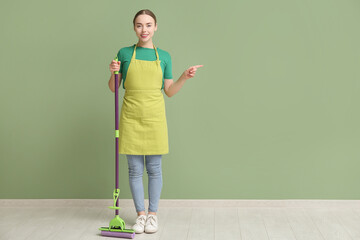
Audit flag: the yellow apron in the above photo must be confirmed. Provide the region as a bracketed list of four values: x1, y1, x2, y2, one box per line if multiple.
[118, 43, 169, 155]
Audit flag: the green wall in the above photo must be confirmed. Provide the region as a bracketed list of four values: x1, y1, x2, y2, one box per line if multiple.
[1, 0, 359, 199]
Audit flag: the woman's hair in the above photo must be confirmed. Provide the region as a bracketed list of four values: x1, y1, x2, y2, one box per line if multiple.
[133, 9, 157, 26]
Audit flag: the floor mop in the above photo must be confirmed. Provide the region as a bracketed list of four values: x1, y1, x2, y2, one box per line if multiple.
[99, 56, 136, 239]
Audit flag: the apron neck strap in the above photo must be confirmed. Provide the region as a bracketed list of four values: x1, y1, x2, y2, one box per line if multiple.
[133, 43, 159, 61]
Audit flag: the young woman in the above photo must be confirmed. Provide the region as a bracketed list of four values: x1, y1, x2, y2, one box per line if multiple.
[108, 9, 203, 234]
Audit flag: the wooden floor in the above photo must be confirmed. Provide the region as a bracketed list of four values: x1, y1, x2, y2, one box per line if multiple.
[1, 205, 360, 239]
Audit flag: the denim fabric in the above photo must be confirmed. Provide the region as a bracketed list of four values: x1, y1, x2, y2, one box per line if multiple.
[126, 154, 163, 213]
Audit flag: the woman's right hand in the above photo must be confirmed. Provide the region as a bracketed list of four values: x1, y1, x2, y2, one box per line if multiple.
[109, 60, 121, 74]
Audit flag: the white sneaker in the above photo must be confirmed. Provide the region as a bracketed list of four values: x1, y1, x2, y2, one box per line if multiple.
[132, 214, 147, 234]
[145, 214, 158, 233]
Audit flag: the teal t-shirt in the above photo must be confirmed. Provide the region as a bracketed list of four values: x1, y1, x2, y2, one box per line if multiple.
[117, 44, 173, 89]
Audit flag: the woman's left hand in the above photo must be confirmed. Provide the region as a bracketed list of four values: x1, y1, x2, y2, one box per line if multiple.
[182, 65, 204, 80]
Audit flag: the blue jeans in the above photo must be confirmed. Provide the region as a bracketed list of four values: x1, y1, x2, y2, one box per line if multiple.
[126, 155, 163, 213]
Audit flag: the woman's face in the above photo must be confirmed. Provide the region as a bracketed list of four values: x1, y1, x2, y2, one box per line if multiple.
[134, 14, 157, 44]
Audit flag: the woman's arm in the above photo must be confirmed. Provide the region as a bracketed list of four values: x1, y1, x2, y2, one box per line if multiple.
[108, 73, 122, 93]
[108, 59, 122, 93]
[163, 76, 186, 98]
[164, 64, 204, 97]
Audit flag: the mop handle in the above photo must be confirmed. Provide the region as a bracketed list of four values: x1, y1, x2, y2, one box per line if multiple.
[114, 56, 121, 216]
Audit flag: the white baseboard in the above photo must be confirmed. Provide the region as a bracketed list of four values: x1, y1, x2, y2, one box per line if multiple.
[1, 199, 360, 208]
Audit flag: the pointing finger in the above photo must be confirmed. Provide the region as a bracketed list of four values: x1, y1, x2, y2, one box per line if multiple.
[190, 65, 202, 68]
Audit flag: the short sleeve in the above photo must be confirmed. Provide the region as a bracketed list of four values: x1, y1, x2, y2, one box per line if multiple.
[164, 52, 173, 79]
